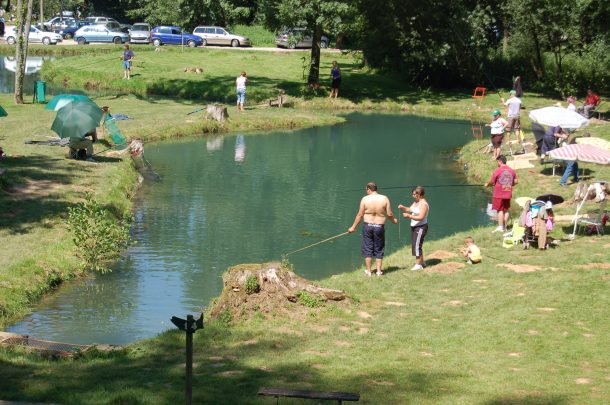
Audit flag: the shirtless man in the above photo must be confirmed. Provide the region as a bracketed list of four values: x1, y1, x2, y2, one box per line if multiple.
[348, 182, 398, 276]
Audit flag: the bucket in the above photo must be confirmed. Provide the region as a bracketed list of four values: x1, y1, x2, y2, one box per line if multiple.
[486, 203, 498, 219]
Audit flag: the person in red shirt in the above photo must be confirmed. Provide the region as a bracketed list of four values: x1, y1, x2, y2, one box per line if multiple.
[484, 155, 518, 232]
[579, 89, 601, 118]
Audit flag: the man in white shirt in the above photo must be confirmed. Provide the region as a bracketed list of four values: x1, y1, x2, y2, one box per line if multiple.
[500, 90, 523, 154]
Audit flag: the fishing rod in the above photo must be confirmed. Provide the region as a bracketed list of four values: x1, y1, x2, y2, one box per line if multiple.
[284, 231, 350, 256]
[186, 107, 205, 115]
[345, 183, 485, 192]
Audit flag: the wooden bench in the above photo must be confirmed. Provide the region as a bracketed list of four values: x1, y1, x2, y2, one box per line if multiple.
[258, 387, 359, 404]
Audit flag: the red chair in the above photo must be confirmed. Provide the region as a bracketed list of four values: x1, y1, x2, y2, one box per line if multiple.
[472, 87, 486, 107]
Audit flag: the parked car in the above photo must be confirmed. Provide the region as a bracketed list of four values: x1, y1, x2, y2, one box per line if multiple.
[85, 16, 130, 32]
[41, 16, 76, 31]
[129, 23, 152, 44]
[74, 24, 129, 45]
[56, 20, 91, 39]
[151, 26, 202, 47]
[275, 28, 328, 49]
[4, 25, 63, 45]
[192, 26, 251, 47]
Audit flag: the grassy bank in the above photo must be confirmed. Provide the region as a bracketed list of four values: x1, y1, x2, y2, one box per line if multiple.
[1, 47, 609, 403]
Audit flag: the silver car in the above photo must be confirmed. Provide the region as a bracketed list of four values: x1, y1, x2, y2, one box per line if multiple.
[275, 28, 329, 49]
[192, 26, 251, 47]
[129, 23, 151, 44]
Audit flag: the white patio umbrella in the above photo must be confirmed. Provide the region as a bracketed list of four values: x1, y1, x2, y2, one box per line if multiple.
[528, 106, 589, 129]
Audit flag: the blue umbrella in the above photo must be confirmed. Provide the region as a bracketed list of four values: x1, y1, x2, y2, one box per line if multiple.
[45, 94, 95, 111]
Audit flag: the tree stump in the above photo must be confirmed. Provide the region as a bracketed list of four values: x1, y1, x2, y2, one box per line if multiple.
[210, 262, 346, 321]
[205, 104, 229, 122]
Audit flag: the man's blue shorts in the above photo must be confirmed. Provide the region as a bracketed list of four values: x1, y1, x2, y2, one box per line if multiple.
[361, 223, 385, 259]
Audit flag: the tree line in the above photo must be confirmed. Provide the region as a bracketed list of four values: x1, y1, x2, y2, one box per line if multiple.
[6, 0, 610, 97]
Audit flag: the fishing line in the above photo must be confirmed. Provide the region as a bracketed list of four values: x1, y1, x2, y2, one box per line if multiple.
[345, 183, 485, 192]
[284, 231, 350, 256]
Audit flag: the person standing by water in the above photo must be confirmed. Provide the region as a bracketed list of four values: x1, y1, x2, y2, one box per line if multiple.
[486, 109, 508, 161]
[398, 186, 429, 271]
[329, 61, 341, 99]
[348, 182, 398, 277]
[236, 71, 247, 111]
[484, 155, 518, 233]
[122, 44, 134, 80]
[500, 90, 523, 154]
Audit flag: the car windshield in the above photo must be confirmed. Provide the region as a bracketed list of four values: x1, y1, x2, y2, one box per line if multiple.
[132, 24, 149, 31]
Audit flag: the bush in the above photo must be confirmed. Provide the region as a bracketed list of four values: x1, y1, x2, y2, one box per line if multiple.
[295, 291, 323, 308]
[245, 275, 260, 294]
[66, 193, 131, 273]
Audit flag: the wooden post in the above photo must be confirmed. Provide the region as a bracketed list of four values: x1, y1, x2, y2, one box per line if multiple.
[185, 314, 193, 405]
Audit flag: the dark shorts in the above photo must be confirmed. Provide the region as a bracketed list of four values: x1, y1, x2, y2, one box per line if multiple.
[492, 197, 510, 211]
[491, 134, 504, 147]
[361, 223, 385, 259]
[411, 223, 428, 257]
[506, 117, 520, 131]
[331, 77, 341, 89]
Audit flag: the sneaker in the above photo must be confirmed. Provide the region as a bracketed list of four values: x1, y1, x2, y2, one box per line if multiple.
[364, 270, 372, 277]
[467, 259, 473, 265]
[411, 264, 423, 271]
[376, 271, 383, 277]
[492, 226, 505, 233]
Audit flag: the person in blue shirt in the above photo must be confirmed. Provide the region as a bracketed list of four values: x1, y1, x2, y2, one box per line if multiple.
[122, 44, 135, 80]
[329, 61, 341, 99]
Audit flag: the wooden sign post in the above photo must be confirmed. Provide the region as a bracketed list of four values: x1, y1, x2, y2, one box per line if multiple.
[171, 313, 204, 405]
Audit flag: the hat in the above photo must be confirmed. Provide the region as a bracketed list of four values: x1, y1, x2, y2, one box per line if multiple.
[509, 90, 516, 95]
[492, 109, 501, 116]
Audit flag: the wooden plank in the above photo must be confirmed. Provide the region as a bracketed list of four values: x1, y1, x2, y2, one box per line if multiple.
[258, 387, 359, 401]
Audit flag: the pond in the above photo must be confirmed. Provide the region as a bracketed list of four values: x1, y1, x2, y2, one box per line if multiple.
[0, 55, 54, 93]
[7, 113, 490, 344]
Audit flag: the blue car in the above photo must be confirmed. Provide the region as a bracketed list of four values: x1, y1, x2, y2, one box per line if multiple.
[151, 26, 202, 47]
[74, 24, 130, 45]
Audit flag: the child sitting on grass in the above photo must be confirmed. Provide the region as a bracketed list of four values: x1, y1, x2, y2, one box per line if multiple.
[460, 237, 482, 264]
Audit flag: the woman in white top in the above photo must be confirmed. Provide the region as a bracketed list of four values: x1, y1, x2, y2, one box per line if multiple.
[235, 71, 247, 111]
[398, 186, 429, 271]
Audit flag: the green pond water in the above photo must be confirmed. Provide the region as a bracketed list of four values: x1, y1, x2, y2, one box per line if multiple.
[7, 113, 490, 344]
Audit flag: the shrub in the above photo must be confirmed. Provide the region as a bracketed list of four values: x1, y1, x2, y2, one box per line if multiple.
[245, 275, 260, 294]
[66, 193, 131, 273]
[295, 291, 323, 308]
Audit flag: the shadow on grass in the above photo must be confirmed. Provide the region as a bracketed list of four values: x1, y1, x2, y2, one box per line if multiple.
[484, 396, 570, 405]
[0, 324, 468, 404]
[0, 154, 94, 233]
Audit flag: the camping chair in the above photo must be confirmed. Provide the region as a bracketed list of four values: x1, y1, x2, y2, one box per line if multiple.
[594, 100, 606, 120]
[502, 221, 526, 248]
[576, 201, 607, 236]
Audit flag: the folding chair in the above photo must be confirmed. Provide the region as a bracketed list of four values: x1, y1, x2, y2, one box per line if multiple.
[502, 221, 526, 248]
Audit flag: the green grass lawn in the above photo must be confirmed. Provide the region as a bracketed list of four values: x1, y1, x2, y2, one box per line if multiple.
[1, 46, 609, 404]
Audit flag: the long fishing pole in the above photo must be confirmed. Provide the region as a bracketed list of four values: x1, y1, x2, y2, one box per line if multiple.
[284, 231, 350, 256]
[186, 107, 205, 115]
[345, 183, 485, 192]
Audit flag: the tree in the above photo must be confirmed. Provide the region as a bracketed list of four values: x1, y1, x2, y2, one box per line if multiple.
[260, 0, 353, 86]
[13, 0, 34, 104]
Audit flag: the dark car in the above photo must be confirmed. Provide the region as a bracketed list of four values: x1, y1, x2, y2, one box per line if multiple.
[56, 20, 91, 39]
[151, 26, 203, 47]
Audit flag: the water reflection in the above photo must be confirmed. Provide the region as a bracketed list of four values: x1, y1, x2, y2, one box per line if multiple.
[234, 135, 246, 163]
[0, 55, 54, 93]
[206, 135, 224, 152]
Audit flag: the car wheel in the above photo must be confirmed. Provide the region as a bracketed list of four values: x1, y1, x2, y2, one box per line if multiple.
[153, 38, 161, 47]
[113, 36, 122, 45]
[187, 40, 196, 48]
[77, 37, 86, 45]
[320, 41, 328, 49]
[288, 43, 296, 49]
[201, 39, 207, 46]
[231, 39, 239, 47]
[6, 36, 16, 45]
[42, 37, 51, 45]
[64, 33, 72, 39]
